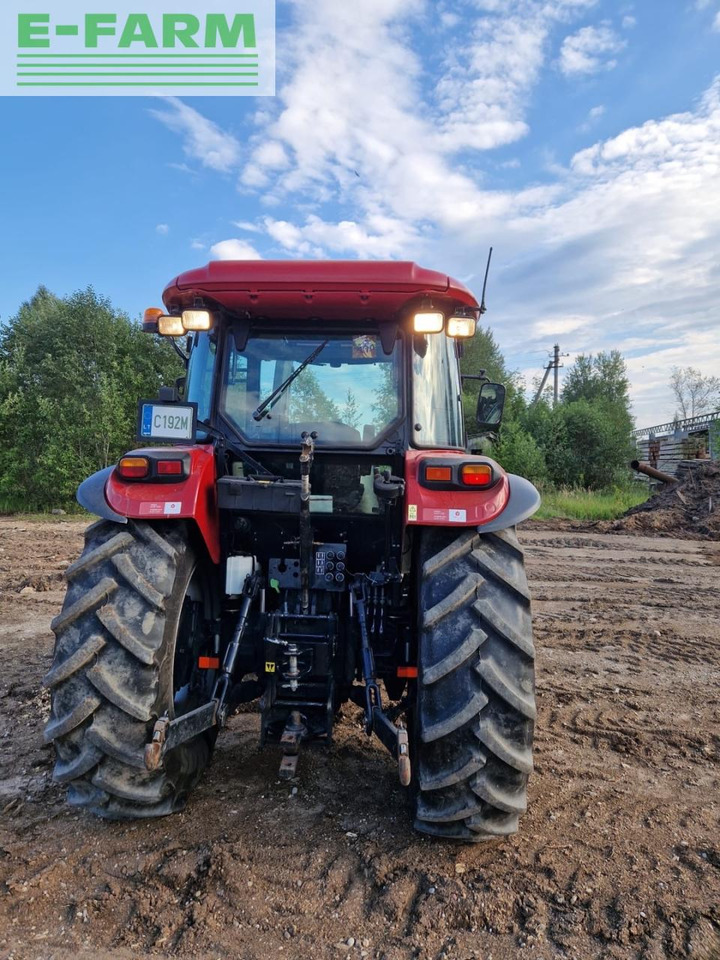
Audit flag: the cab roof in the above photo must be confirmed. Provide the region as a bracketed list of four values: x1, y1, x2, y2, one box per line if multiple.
[162, 260, 479, 320]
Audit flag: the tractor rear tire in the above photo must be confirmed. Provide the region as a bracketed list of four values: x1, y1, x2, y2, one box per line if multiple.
[413, 526, 535, 841]
[44, 519, 216, 819]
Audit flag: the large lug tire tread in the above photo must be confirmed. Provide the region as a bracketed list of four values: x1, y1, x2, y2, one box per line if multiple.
[44, 519, 214, 820]
[414, 526, 535, 841]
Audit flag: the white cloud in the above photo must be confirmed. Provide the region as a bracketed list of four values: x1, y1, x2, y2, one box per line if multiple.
[621, 14, 636, 28]
[155, 223, 169, 236]
[190, 239, 205, 250]
[149, 98, 241, 173]
[210, 238, 263, 260]
[263, 213, 421, 259]
[558, 24, 626, 76]
[579, 103, 606, 131]
[532, 315, 593, 337]
[233, 220, 263, 233]
[714, 10, 720, 30]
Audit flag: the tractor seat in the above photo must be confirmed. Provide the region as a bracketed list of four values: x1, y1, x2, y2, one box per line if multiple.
[290, 421, 361, 444]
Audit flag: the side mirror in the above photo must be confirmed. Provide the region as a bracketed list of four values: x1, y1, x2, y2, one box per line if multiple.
[476, 382, 506, 432]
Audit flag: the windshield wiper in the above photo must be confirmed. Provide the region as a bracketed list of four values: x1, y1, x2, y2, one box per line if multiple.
[252, 340, 329, 422]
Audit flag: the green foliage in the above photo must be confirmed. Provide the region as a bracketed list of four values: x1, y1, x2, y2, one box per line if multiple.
[562, 350, 630, 406]
[0, 286, 182, 511]
[288, 368, 340, 422]
[341, 389, 362, 430]
[465, 341, 636, 490]
[493, 420, 547, 481]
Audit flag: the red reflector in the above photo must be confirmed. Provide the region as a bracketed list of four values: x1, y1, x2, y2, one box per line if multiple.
[117, 456, 149, 479]
[397, 666, 418, 678]
[198, 656, 220, 670]
[425, 465, 453, 482]
[157, 459, 184, 476]
[461, 464, 493, 487]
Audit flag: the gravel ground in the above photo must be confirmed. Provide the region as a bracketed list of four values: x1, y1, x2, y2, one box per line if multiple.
[0, 518, 719, 960]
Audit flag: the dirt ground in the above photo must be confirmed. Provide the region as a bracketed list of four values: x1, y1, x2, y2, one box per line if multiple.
[0, 518, 718, 960]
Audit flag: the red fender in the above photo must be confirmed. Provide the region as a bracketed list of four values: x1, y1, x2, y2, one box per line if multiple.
[105, 446, 221, 564]
[404, 449, 510, 527]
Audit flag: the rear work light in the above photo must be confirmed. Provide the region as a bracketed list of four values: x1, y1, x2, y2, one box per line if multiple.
[447, 316, 477, 338]
[461, 463, 493, 487]
[413, 311, 444, 334]
[117, 456, 150, 479]
[157, 314, 185, 337]
[181, 309, 213, 331]
[157, 459, 184, 477]
[155, 310, 215, 336]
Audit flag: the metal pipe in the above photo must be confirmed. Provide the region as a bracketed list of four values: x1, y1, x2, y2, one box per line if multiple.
[630, 460, 678, 485]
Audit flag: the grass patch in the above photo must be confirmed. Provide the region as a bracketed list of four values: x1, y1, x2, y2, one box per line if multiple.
[534, 484, 649, 521]
[0, 497, 92, 519]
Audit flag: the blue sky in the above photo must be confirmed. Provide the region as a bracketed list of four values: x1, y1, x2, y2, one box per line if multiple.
[1, 0, 719, 424]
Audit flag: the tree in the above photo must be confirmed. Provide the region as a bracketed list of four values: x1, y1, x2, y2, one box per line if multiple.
[288, 368, 340, 422]
[562, 350, 631, 407]
[0, 286, 182, 510]
[341, 389, 362, 430]
[669, 366, 720, 419]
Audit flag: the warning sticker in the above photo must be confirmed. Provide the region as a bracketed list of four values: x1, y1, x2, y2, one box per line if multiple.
[138, 501, 183, 517]
[352, 335, 376, 359]
[408, 504, 418, 522]
[138, 502, 166, 517]
[265, 661, 276, 673]
[421, 508, 468, 523]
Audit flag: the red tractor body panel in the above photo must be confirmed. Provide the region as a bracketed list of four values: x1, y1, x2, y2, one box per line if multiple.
[162, 260, 479, 320]
[105, 446, 221, 563]
[404, 450, 510, 527]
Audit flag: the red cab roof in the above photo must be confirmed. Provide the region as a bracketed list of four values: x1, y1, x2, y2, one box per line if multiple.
[162, 260, 479, 320]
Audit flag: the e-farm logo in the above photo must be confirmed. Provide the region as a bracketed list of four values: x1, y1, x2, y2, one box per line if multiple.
[1, 1, 275, 96]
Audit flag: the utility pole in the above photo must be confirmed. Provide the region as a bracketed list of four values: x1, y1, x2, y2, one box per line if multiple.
[531, 343, 569, 407]
[552, 343, 570, 406]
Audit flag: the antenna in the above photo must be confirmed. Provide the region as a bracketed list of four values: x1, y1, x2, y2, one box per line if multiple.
[479, 246, 493, 315]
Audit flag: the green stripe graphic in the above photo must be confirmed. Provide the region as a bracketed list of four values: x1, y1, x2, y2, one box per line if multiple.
[18, 72, 259, 76]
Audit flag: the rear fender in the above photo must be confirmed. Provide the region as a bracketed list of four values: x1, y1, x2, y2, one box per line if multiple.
[81, 446, 221, 564]
[404, 449, 539, 530]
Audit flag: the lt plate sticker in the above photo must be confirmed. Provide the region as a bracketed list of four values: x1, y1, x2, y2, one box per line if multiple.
[449, 509, 467, 522]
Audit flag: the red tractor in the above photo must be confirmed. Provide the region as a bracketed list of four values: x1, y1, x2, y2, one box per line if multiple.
[44, 260, 539, 841]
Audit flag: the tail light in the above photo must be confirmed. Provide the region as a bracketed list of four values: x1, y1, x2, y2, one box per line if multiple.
[115, 454, 188, 482]
[461, 463, 493, 487]
[117, 456, 150, 479]
[424, 465, 452, 483]
[419, 458, 496, 490]
[157, 459, 184, 476]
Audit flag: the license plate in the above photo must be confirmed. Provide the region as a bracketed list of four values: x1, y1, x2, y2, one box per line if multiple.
[137, 401, 197, 442]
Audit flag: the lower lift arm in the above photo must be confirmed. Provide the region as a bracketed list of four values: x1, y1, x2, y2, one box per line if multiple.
[145, 572, 261, 771]
[350, 578, 411, 787]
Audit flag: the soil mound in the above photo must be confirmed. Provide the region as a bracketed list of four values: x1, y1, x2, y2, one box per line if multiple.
[608, 461, 720, 538]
